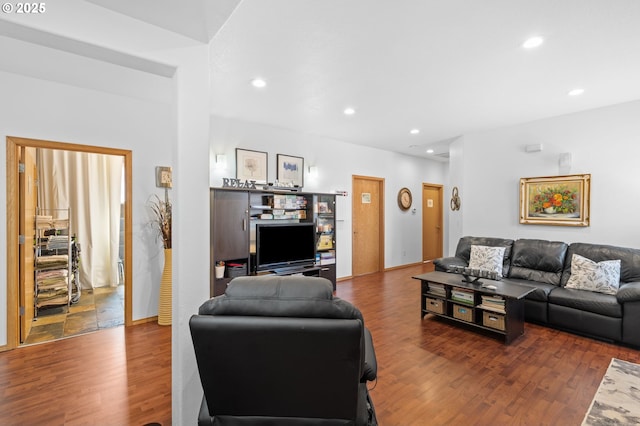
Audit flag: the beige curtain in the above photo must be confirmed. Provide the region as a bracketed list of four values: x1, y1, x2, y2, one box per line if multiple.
[37, 149, 123, 289]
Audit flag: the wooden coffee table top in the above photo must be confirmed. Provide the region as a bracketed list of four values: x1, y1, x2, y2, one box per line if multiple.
[413, 271, 535, 300]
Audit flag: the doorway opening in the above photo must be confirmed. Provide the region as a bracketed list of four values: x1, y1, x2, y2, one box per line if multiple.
[6, 136, 133, 350]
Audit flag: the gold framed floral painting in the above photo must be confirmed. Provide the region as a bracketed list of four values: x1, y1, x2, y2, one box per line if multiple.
[520, 174, 591, 226]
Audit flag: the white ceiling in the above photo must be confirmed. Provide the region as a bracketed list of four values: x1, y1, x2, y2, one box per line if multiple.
[86, 0, 242, 44]
[207, 0, 640, 159]
[5, 1, 640, 160]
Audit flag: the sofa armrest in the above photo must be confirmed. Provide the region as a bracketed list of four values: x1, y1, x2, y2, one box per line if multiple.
[362, 327, 377, 382]
[617, 281, 640, 303]
[433, 257, 467, 272]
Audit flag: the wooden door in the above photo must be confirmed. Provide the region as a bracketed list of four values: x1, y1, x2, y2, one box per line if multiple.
[352, 176, 384, 276]
[19, 146, 37, 342]
[422, 184, 443, 261]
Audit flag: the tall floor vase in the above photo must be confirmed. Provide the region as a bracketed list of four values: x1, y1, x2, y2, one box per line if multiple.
[158, 248, 172, 326]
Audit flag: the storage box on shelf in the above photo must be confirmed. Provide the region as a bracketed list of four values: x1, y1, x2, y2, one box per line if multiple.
[453, 304, 474, 322]
[425, 298, 445, 315]
[226, 262, 248, 278]
[483, 311, 506, 331]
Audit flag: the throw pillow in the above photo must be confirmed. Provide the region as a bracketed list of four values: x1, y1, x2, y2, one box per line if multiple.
[468, 245, 506, 278]
[565, 254, 621, 295]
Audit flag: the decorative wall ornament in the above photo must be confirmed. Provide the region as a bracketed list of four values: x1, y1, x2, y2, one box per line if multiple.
[519, 174, 591, 226]
[156, 166, 172, 188]
[397, 187, 412, 210]
[450, 186, 461, 211]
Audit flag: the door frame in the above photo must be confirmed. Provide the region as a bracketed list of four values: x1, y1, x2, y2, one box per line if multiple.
[351, 175, 385, 276]
[5, 136, 133, 351]
[422, 183, 444, 262]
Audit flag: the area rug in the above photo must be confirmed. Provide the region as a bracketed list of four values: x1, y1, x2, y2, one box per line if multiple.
[582, 358, 640, 425]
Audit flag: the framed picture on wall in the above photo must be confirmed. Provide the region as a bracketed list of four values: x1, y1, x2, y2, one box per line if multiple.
[519, 174, 591, 226]
[236, 148, 268, 183]
[277, 154, 304, 187]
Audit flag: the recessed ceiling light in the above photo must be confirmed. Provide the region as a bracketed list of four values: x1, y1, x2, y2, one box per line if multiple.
[410, 129, 420, 135]
[522, 36, 544, 49]
[426, 149, 434, 154]
[568, 88, 585, 96]
[251, 78, 267, 88]
[343, 107, 356, 115]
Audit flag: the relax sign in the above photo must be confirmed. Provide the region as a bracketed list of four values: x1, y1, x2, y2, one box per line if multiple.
[222, 178, 257, 189]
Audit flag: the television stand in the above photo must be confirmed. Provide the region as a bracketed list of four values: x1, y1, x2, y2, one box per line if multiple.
[271, 265, 322, 277]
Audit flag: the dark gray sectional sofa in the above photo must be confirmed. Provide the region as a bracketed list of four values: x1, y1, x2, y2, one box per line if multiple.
[434, 236, 640, 347]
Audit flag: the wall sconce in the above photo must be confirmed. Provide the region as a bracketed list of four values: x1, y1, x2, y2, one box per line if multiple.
[215, 154, 227, 169]
[308, 166, 318, 178]
[525, 143, 543, 153]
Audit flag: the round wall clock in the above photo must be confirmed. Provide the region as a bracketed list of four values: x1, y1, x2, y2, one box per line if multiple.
[398, 187, 412, 210]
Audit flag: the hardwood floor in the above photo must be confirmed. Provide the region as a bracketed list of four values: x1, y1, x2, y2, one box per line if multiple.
[0, 322, 171, 425]
[340, 263, 640, 425]
[1, 264, 638, 425]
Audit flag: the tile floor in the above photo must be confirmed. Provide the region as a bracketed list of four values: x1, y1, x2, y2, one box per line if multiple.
[23, 285, 124, 345]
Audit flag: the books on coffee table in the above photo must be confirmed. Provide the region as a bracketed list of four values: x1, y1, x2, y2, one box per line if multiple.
[479, 295, 506, 313]
[428, 283, 446, 297]
[451, 289, 474, 305]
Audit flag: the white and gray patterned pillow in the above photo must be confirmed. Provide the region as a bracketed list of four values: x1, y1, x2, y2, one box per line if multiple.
[565, 254, 621, 295]
[468, 245, 506, 278]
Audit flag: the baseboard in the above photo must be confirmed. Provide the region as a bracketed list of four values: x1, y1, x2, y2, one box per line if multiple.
[384, 261, 424, 272]
[131, 316, 159, 326]
[337, 261, 427, 280]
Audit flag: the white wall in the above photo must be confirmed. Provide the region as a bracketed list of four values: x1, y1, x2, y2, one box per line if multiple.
[452, 100, 640, 250]
[165, 44, 212, 426]
[447, 136, 464, 255]
[1, 8, 233, 424]
[210, 116, 449, 277]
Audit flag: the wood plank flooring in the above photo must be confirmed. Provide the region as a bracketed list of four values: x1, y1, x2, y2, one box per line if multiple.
[1, 263, 638, 425]
[341, 263, 640, 425]
[0, 322, 171, 425]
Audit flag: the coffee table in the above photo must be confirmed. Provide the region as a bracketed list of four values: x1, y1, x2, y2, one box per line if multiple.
[413, 271, 535, 344]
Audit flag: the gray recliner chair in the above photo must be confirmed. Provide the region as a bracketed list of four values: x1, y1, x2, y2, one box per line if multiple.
[190, 275, 378, 425]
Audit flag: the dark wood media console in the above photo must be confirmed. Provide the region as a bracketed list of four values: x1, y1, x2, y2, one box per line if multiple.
[210, 188, 338, 297]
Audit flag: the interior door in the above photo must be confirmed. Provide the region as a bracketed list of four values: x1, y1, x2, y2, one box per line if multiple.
[19, 146, 37, 342]
[352, 176, 384, 276]
[422, 183, 443, 261]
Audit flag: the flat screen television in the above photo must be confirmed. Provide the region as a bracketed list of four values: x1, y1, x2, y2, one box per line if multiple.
[255, 222, 316, 272]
